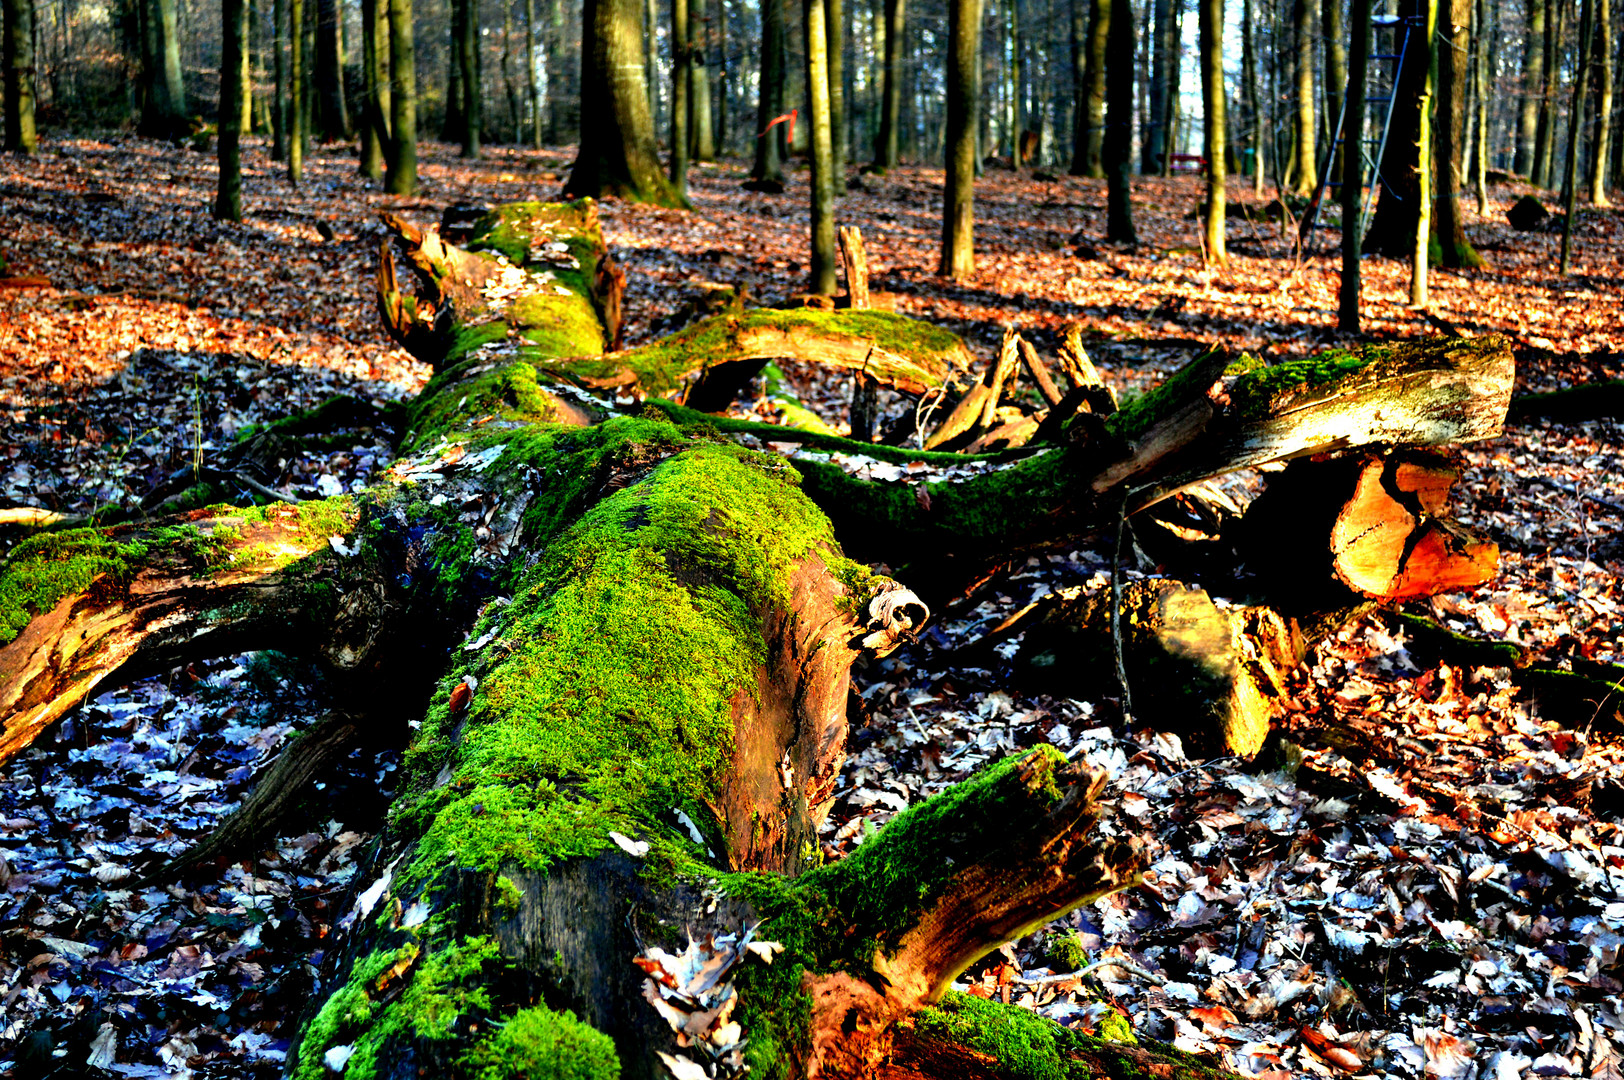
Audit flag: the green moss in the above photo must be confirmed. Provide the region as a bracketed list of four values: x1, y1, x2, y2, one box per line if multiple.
[493, 875, 524, 917]
[1105, 345, 1233, 443]
[295, 936, 501, 1080]
[911, 993, 1160, 1080]
[405, 360, 576, 455]
[511, 294, 606, 358]
[1048, 930, 1090, 972]
[462, 1006, 620, 1080]
[1220, 347, 1379, 422]
[0, 530, 145, 645]
[761, 363, 840, 436]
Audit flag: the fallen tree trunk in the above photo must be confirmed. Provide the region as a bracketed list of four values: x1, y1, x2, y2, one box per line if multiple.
[0, 199, 1519, 1079]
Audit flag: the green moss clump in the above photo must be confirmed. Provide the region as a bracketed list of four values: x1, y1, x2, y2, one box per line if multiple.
[0, 530, 138, 645]
[1220, 346, 1381, 423]
[462, 1006, 620, 1080]
[912, 992, 1072, 1080]
[493, 875, 524, 917]
[1048, 930, 1090, 972]
[404, 360, 576, 455]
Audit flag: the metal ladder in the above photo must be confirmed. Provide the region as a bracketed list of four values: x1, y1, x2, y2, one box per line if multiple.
[1301, 14, 1419, 248]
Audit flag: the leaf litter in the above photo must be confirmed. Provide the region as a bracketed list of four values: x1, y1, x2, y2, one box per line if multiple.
[2, 135, 1623, 1077]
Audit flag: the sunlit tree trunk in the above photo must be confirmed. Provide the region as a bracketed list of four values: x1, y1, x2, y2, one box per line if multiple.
[1515, 0, 1544, 173]
[384, 0, 416, 194]
[1434, 0, 1482, 265]
[1471, 0, 1490, 211]
[288, 0, 304, 183]
[1291, 0, 1316, 192]
[672, 0, 691, 195]
[1244, 0, 1262, 191]
[239, 0, 253, 133]
[1412, 0, 1436, 305]
[140, 0, 186, 137]
[1144, 0, 1171, 169]
[1104, 0, 1135, 240]
[1533, 0, 1558, 187]
[1071, 0, 1106, 174]
[359, 0, 389, 177]
[1200, 0, 1225, 263]
[873, 0, 904, 167]
[459, 0, 482, 156]
[567, 0, 684, 204]
[1364, 0, 1430, 255]
[1340, 0, 1368, 330]
[754, 0, 788, 182]
[216, 0, 246, 219]
[941, 0, 981, 276]
[1590, 0, 1613, 204]
[2, 0, 37, 152]
[807, 0, 838, 291]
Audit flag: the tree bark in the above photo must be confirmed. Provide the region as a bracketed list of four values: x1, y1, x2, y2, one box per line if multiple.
[941, 0, 981, 277]
[272, 0, 285, 159]
[827, 0, 846, 175]
[1516, 0, 1545, 174]
[1200, 0, 1225, 264]
[1590, 0, 1613, 204]
[1533, 0, 1559, 188]
[216, 0, 247, 220]
[1434, 0, 1483, 266]
[1322, 0, 1346, 183]
[1071, 0, 1107, 174]
[1290, 0, 1316, 192]
[459, 0, 482, 156]
[3, 0, 37, 152]
[1364, 0, 1433, 257]
[384, 0, 416, 193]
[807, 0, 839, 293]
[1104, 0, 1136, 241]
[753, 0, 789, 183]
[874, 0, 906, 167]
[359, 0, 390, 177]
[524, 0, 540, 146]
[140, 0, 186, 138]
[566, 0, 684, 204]
[692, 0, 716, 159]
[1340, 0, 1368, 330]
[314, 0, 349, 139]
[671, 0, 691, 195]
[288, 0, 304, 183]
[1560, 0, 1596, 272]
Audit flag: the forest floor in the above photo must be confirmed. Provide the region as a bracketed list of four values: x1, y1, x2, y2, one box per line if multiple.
[0, 136, 1622, 1079]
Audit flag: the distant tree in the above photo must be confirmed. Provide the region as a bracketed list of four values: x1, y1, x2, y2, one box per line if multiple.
[1199, 0, 1224, 264]
[1340, 0, 1368, 330]
[216, 0, 247, 220]
[1412, 0, 1436, 306]
[384, 0, 417, 194]
[1514, 0, 1544, 174]
[941, 0, 981, 277]
[1103, 0, 1135, 241]
[1070, 0, 1106, 175]
[272, 0, 286, 159]
[671, 0, 691, 196]
[1144, 0, 1175, 172]
[1364, 0, 1432, 259]
[826, 0, 845, 176]
[873, 0, 905, 169]
[524, 0, 541, 147]
[2, 0, 37, 152]
[1589, 0, 1613, 205]
[691, 0, 716, 159]
[359, 0, 390, 178]
[314, 0, 349, 138]
[566, 0, 684, 205]
[288, 0, 304, 183]
[753, 0, 789, 184]
[1289, 0, 1315, 192]
[140, 0, 187, 138]
[1322, 0, 1346, 183]
[1560, 0, 1596, 272]
[457, 0, 482, 156]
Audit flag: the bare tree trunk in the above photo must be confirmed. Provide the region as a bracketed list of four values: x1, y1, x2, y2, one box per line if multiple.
[1144, 0, 1171, 169]
[1291, 0, 1316, 192]
[1105, 0, 1136, 239]
[873, 0, 904, 167]
[1591, 0, 1613, 203]
[288, 0, 303, 183]
[1561, 0, 1596, 269]
[217, 0, 247, 220]
[1533, 0, 1560, 187]
[1472, 0, 1490, 211]
[672, 0, 691, 195]
[1412, 0, 1436, 305]
[272, 0, 285, 158]
[692, 0, 716, 158]
[753, 0, 788, 182]
[384, 0, 416, 193]
[359, 0, 389, 175]
[2, 0, 38, 152]
[1245, 0, 1262, 190]
[1340, 0, 1368, 329]
[1434, 0, 1483, 265]
[941, 0, 980, 276]
[1200, 0, 1225, 263]
[1516, 0, 1545, 173]
[567, 0, 684, 203]
[1072, 0, 1107, 174]
[524, 0, 540, 145]
[808, 0, 838, 291]
[314, 0, 348, 138]
[1322, 0, 1346, 182]
[827, 0, 845, 174]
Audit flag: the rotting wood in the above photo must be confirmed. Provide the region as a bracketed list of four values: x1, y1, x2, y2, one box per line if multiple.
[838, 224, 871, 309]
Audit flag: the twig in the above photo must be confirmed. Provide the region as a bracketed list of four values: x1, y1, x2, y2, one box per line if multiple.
[1014, 958, 1167, 987]
[1111, 490, 1136, 722]
[229, 471, 302, 505]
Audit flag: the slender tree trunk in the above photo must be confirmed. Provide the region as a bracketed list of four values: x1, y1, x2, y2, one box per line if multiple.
[2, 0, 37, 152]
[217, 0, 246, 219]
[672, 0, 691, 194]
[446, 0, 465, 140]
[754, 0, 788, 181]
[1105, 0, 1136, 239]
[1561, 0, 1595, 269]
[460, 0, 482, 156]
[942, 0, 981, 276]
[1590, 0, 1613, 203]
[1291, 0, 1316, 192]
[1364, 0, 1431, 254]
[1244, 0, 1262, 190]
[384, 0, 416, 193]
[1472, 0, 1490, 210]
[314, 0, 348, 137]
[807, 0, 838, 291]
[1200, 0, 1225, 263]
[1412, 0, 1436, 305]
[140, 0, 186, 137]
[827, 0, 845, 174]
[272, 0, 285, 158]
[874, 0, 904, 167]
[566, 0, 684, 204]
[692, 0, 716, 158]
[1144, 0, 1170, 169]
[288, 0, 304, 183]
[1323, 0, 1346, 182]
[1434, 0, 1481, 264]
[359, 0, 388, 176]
[1533, 0, 1558, 187]
[239, 0, 253, 133]
[524, 0, 540, 145]
[1340, 0, 1368, 329]
[1516, 0, 1545, 173]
